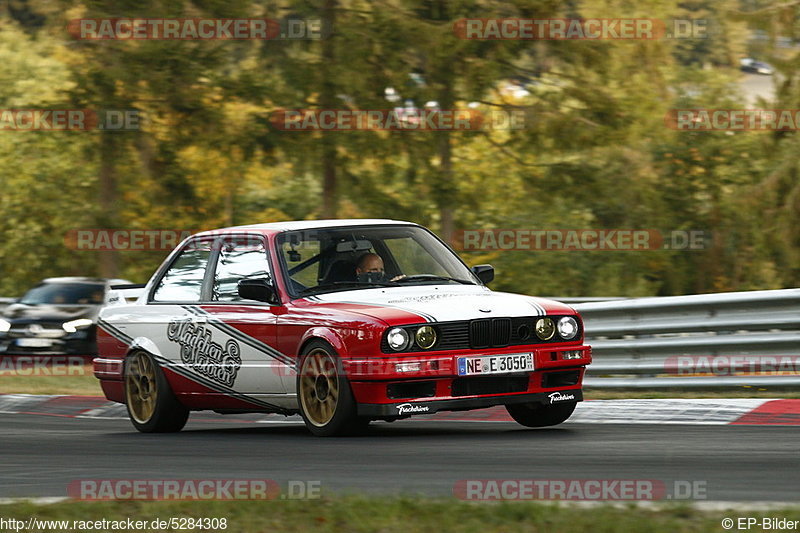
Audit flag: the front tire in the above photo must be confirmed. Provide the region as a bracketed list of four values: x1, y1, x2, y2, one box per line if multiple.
[506, 401, 576, 428]
[125, 351, 189, 433]
[297, 341, 366, 437]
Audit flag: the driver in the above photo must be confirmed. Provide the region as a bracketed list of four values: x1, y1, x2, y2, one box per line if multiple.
[355, 253, 404, 282]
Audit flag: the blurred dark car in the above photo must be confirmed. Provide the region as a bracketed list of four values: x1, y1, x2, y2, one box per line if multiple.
[740, 58, 774, 75]
[0, 277, 132, 357]
[0, 297, 14, 312]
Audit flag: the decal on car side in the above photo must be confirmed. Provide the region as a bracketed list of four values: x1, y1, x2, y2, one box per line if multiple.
[184, 305, 296, 368]
[166, 318, 242, 387]
[98, 320, 291, 412]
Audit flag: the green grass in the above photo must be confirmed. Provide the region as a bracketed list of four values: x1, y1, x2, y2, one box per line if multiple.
[0, 365, 103, 396]
[1, 497, 799, 533]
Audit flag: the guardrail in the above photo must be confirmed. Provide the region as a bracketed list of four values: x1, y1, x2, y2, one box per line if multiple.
[545, 297, 629, 304]
[573, 289, 800, 388]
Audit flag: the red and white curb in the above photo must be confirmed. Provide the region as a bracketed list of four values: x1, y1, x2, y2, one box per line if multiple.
[1, 395, 799, 425]
[425, 398, 800, 425]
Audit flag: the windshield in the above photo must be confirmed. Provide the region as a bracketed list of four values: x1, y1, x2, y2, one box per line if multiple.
[276, 225, 477, 297]
[19, 283, 105, 305]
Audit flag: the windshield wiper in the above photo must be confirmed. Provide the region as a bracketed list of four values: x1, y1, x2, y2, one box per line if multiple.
[392, 275, 475, 285]
[298, 281, 395, 296]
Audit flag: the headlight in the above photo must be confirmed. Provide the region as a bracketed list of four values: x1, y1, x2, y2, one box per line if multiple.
[387, 328, 410, 351]
[415, 326, 437, 349]
[535, 318, 555, 341]
[557, 317, 579, 340]
[63, 318, 94, 333]
[0, 318, 9, 333]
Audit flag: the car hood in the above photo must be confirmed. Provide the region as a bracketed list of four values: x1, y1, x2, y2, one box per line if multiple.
[305, 284, 576, 324]
[2, 303, 98, 323]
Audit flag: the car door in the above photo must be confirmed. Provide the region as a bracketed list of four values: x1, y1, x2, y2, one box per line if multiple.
[144, 237, 221, 395]
[201, 234, 293, 401]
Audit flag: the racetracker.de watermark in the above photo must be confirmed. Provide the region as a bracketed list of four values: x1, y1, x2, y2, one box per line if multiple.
[1, 518, 229, 532]
[68, 479, 321, 500]
[0, 109, 141, 131]
[0, 356, 89, 377]
[453, 18, 707, 40]
[454, 479, 707, 500]
[68, 18, 322, 40]
[65, 229, 197, 251]
[666, 109, 800, 131]
[270, 108, 525, 131]
[453, 229, 710, 251]
[666, 355, 800, 376]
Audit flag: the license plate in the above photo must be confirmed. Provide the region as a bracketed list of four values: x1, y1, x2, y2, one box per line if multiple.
[16, 338, 55, 348]
[457, 353, 534, 376]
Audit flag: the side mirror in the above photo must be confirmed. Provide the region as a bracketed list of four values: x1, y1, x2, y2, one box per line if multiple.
[237, 278, 280, 305]
[471, 264, 495, 285]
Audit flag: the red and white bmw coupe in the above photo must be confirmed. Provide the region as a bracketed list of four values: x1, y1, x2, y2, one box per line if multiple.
[94, 220, 591, 436]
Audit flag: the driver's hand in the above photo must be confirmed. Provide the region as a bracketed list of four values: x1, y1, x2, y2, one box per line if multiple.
[390, 274, 406, 282]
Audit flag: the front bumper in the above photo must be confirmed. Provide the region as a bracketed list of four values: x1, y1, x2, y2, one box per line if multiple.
[357, 388, 583, 417]
[345, 344, 589, 415]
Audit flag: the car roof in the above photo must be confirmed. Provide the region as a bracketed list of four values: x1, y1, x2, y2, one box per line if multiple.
[195, 219, 418, 237]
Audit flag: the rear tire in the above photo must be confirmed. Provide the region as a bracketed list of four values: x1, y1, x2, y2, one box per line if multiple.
[297, 340, 364, 437]
[124, 351, 189, 433]
[506, 401, 576, 428]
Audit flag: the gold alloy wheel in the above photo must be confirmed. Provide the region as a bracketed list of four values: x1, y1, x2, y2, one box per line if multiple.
[299, 348, 340, 427]
[125, 352, 158, 424]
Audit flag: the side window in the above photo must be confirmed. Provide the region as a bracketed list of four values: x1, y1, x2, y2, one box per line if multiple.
[212, 236, 270, 302]
[152, 240, 213, 302]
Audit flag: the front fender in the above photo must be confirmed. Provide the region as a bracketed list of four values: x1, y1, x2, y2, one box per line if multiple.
[298, 327, 348, 357]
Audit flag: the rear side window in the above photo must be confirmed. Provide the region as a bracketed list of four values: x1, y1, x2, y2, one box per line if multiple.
[152, 240, 213, 302]
[212, 236, 271, 302]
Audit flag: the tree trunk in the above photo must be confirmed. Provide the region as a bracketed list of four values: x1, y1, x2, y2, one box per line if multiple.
[438, 131, 454, 242]
[320, 0, 338, 218]
[97, 130, 119, 278]
[436, 67, 455, 243]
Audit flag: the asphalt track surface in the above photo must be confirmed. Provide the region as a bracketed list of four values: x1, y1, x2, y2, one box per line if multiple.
[1, 413, 797, 502]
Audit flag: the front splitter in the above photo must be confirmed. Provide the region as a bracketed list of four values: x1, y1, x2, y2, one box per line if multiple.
[357, 389, 583, 417]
